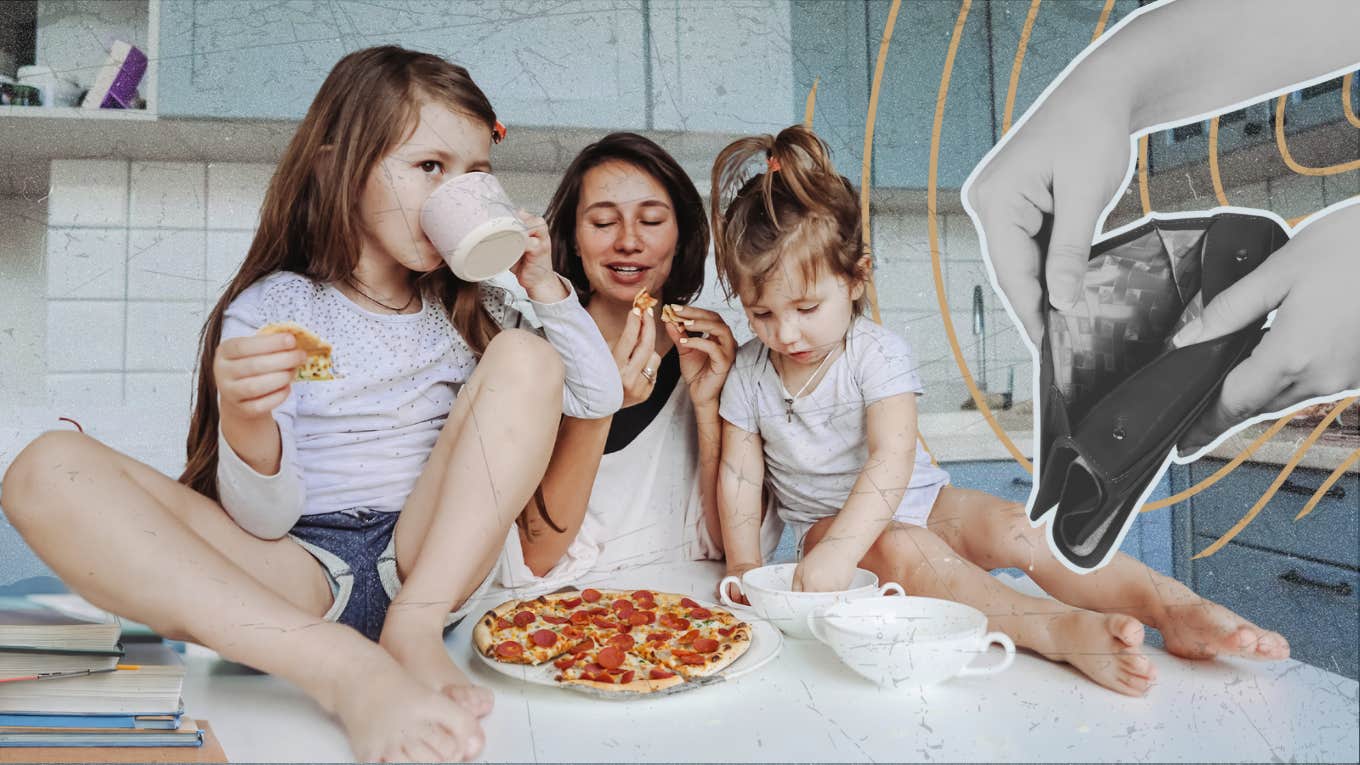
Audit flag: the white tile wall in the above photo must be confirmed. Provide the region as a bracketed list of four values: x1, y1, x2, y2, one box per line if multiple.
[45, 301, 125, 372]
[48, 160, 127, 227]
[46, 228, 127, 300]
[125, 301, 209, 372]
[127, 228, 207, 300]
[46, 372, 124, 411]
[205, 230, 253, 300]
[206, 163, 274, 230]
[125, 373, 196, 418]
[129, 162, 207, 229]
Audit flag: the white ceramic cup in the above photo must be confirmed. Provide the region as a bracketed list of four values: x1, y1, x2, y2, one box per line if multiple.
[419, 171, 529, 282]
[809, 596, 1015, 688]
[718, 562, 905, 640]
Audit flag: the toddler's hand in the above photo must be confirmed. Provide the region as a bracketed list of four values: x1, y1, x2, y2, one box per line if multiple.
[721, 561, 759, 606]
[792, 547, 856, 593]
[214, 332, 307, 420]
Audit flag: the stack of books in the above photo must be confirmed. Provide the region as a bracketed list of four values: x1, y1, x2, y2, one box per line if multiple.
[0, 596, 222, 760]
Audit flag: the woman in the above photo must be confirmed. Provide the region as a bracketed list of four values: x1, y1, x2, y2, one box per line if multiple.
[499, 133, 782, 588]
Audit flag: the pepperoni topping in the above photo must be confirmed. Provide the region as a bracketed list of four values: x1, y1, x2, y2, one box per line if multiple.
[646, 631, 673, 643]
[588, 607, 610, 617]
[584, 669, 613, 683]
[617, 623, 634, 634]
[693, 637, 720, 653]
[554, 656, 576, 670]
[494, 641, 523, 658]
[531, 629, 558, 647]
[585, 662, 605, 673]
[717, 627, 734, 637]
[570, 611, 591, 625]
[680, 653, 707, 665]
[541, 614, 569, 625]
[649, 668, 676, 679]
[608, 634, 636, 650]
[634, 599, 656, 611]
[677, 629, 700, 645]
[620, 670, 636, 684]
[596, 645, 625, 669]
[562, 625, 584, 639]
[581, 588, 603, 603]
[591, 616, 618, 630]
[611, 598, 632, 612]
[662, 615, 691, 631]
[688, 607, 712, 620]
[495, 617, 514, 630]
[631, 590, 654, 601]
[680, 597, 701, 609]
[627, 611, 651, 626]
[512, 611, 536, 628]
[561, 597, 582, 609]
[636, 610, 657, 624]
[616, 605, 636, 620]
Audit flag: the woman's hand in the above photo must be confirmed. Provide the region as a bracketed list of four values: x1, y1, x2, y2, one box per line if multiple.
[614, 305, 661, 408]
[721, 561, 760, 606]
[510, 209, 568, 303]
[662, 305, 736, 410]
[214, 332, 306, 421]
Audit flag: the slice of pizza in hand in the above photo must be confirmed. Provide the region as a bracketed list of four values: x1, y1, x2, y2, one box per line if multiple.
[257, 322, 335, 381]
[632, 288, 658, 314]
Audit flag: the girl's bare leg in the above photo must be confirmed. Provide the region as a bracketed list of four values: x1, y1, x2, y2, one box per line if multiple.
[379, 330, 565, 702]
[925, 487, 1289, 660]
[1, 431, 484, 762]
[803, 518, 1155, 696]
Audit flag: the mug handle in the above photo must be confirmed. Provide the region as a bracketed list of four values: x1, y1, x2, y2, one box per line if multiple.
[957, 632, 1016, 676]
[877, 582, 905, 597]
[718, 575, 744, 609]
[806, 603, 834, 644]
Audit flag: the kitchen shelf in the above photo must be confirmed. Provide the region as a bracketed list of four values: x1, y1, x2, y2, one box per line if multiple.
[0, 105, 155, 120]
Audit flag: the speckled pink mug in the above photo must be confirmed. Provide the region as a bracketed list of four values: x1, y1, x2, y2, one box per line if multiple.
[420, 172, 528, 282]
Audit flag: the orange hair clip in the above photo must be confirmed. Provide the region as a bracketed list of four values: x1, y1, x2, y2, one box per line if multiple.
[492, 120, 507, 144]
[766, 154, 781, 173]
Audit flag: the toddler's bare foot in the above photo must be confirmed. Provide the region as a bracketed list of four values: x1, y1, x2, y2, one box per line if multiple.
[1037, 611, 1156, 697]
[380, 610, 494, 718]
[1153, 598, 1289, 661]
[329, 645, 484, 762]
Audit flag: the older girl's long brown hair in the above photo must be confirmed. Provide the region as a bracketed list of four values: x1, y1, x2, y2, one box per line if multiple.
[179, 46, 501, 500]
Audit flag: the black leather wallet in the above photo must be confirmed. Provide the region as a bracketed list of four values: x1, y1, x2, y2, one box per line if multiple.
[1032, 211, 1289, 569]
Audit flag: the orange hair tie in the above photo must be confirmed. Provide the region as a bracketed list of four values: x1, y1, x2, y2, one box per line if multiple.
[492, 120, 507, 144]
[766, 155, 781, 173]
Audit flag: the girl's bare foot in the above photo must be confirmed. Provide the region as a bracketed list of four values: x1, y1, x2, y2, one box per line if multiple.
[1153, 598, 1290, 661]
[380, 611, 495, 717]
[1035, 611, 1156, 696]
[1132, 573, 1290, 661]
[327, 645, 485, 762]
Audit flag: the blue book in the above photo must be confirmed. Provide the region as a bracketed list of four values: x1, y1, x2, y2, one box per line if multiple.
[0, 704, 183, 730]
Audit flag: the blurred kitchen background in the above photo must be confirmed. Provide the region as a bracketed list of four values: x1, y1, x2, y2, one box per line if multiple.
[1, 1, 1357, 677]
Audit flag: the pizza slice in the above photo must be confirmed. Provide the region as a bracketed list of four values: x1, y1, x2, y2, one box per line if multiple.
[660, 303, 681, 325]
[257, 322, 334, 381]
[632, 288, 658, 314]
[471, 596, 573, 666]
[551, 634, 683, 693]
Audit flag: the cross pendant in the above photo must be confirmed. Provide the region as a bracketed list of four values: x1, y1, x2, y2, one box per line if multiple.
[785, 398, 794, 422]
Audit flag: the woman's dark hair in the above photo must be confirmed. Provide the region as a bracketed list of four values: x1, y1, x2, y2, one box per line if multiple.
[545, 132, 709, 306]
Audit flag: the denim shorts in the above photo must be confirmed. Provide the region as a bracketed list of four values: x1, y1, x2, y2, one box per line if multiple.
[288, 508, 492, 642]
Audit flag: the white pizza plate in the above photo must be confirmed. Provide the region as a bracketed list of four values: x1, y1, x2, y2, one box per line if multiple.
[469, 596, 782, 696]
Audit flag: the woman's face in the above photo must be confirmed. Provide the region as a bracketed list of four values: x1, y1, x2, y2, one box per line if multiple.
[574, 160, 679, 308]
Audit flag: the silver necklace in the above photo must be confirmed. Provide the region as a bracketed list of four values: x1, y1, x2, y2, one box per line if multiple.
[347, 278, 417, 313]
[781, 345, 840, 422]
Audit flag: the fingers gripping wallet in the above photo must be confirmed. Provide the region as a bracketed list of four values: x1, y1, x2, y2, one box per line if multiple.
[1033, 211, 1289, 570]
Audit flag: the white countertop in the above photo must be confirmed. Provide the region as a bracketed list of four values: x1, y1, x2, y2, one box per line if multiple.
[182, 561, 1359, 763]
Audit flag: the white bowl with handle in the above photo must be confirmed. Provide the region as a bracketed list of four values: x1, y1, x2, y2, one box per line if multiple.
[809, 596, 1015, 688]
[719, 563, 904, 640]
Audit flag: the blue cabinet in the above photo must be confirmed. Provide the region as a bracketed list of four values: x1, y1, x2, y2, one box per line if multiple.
[157, 0, 795, 131]
[1173, 459, 1359, 679]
